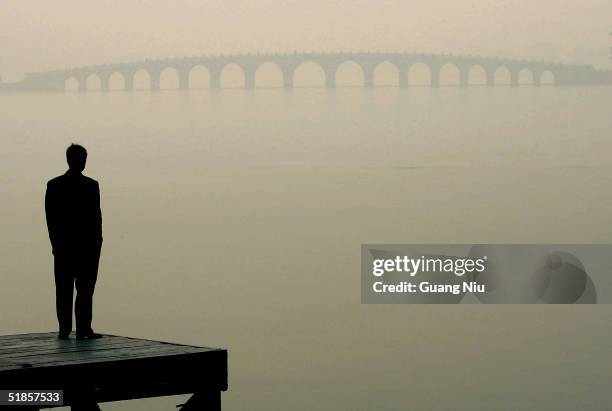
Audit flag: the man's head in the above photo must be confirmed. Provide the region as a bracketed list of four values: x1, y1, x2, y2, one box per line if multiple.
[66, 144, 87, 172]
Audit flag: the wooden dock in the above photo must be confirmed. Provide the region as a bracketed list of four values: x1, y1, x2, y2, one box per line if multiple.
[0, 332, 227, 410]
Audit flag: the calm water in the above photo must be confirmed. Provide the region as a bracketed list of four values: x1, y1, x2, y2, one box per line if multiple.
[1, 86, 612, 410]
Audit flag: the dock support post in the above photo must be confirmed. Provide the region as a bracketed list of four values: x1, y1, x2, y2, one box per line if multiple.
[179, 391, 221, 411]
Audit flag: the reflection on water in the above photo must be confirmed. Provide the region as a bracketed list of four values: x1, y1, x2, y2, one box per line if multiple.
[1, 87, 612, 410]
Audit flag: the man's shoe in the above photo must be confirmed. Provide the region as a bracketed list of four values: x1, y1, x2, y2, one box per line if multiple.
[58, 333, 70, 340]
[76, 332, 104, 340]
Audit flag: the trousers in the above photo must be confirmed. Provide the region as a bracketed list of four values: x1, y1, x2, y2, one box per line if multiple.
[54, 248, 101, 335]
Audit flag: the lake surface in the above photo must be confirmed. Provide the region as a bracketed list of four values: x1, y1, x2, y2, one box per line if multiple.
[1, 86, 611, 410]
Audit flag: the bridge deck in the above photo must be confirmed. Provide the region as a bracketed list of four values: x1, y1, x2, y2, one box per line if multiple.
[0, 332, 227, 409]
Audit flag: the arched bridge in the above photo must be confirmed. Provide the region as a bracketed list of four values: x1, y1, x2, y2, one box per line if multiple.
[2, 52, 611, 92]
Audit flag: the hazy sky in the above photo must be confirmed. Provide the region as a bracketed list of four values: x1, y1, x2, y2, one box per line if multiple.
[1, 0, 611, 81]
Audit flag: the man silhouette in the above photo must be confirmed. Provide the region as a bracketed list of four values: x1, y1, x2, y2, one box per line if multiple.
[45, 144, 103, 340]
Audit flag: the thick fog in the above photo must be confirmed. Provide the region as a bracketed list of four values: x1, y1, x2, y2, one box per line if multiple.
[1, 0, 611, 81]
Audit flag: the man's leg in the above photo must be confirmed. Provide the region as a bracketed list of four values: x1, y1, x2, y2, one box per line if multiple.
[54, 253, 74, 336]
[75, 249, 100, 336]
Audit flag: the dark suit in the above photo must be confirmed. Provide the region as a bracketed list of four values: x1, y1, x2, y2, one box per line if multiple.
[45, 171, 103, 335]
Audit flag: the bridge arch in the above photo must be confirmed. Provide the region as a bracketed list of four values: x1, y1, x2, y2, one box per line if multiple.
[540, 70, 555, 85]
[64, 76, 80, 92]
[494, 66, 512, 85]
[159, 67, 180, 90]
[439, 63, 461, 86]
[86, 74, 102, 91]
[468, 65, 487, 85]
[108, 71, 125, 90]
[219, 63, 246, 89]
[254, 62, 284, 88]
[518, 68, 534, 85]
[335, 60, 365, 87]
[292, 61, 326, 88]
[373, 61, 400, 86]
[132, 69, 151, 90]
[407, 62, 432, 86]
[188, 65, 210, 89]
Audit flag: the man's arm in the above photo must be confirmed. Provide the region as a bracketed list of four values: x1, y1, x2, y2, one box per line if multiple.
[44, 182, 58, 252]
[94, 181, 103, 248]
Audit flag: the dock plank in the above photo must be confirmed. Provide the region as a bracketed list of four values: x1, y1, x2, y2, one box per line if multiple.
[0, 338, 149, 354]
[0, 340, 160, 360]
[4, 345, 212, 367]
